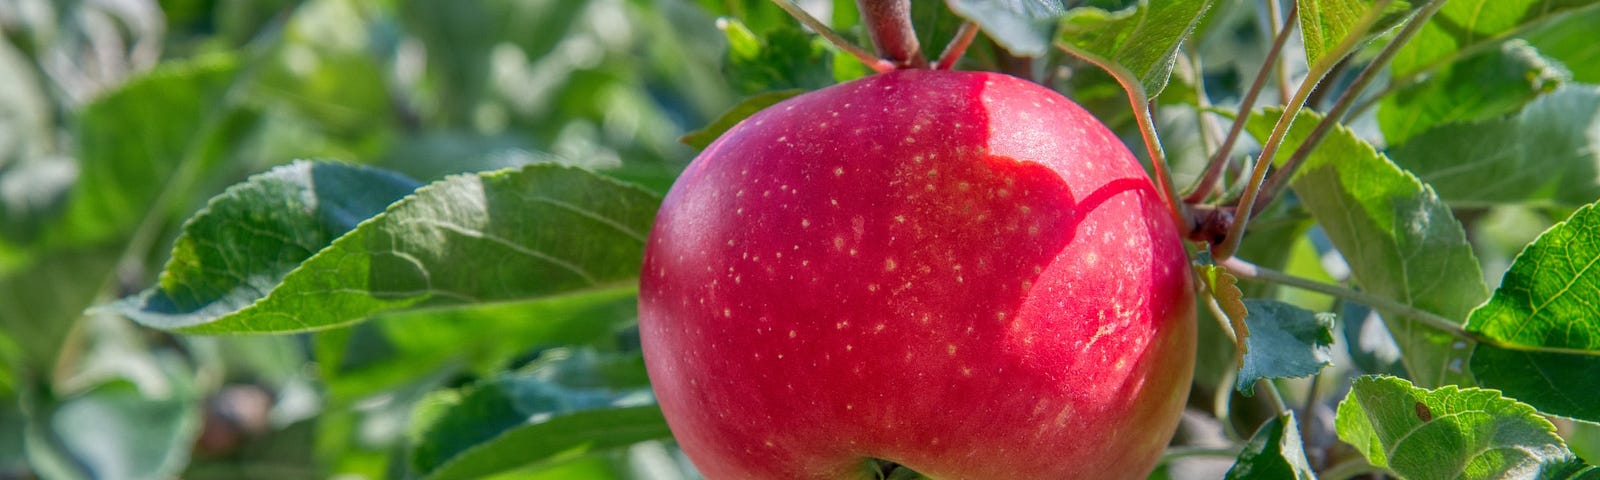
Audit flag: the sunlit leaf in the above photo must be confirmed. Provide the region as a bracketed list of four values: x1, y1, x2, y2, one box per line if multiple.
[1248, 108, 1488, 387]
[1057, 0, 1214, 97]
[1297, 0, 1416, 67]
[1521, 7, 1600, 84]
[1378, 40, 1568, 147]
[1389, 0, 1599, 80]
[108, 164, 658, 334]
[1464, 203, 1600, 422]
[1335, 376, 1593, 479]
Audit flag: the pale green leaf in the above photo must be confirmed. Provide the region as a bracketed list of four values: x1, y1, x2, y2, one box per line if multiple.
[410, 350, 668, 480]
[1235, 299, 1335, 395]
[1335, 376, 1591, 479]
[1378, 40, 1568, 147]
[1057, 0, 1215, 97]
[1297, 0, 1416, 67]
[110, 164, 659, 334]
[1248, 108, 1489, 387]
[1389, 0, 1600, 79]
[1388, 85, 1600, 207]
[1224, 412, 1316, 480]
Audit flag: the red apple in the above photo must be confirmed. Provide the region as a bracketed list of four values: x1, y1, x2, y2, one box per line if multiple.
[639, 69, 1195, 479]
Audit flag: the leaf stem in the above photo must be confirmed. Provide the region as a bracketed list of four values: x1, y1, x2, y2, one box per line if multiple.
[855, 0, 928, 69]
[1251, 0, 1446, 219]
[1220, 257, 1472, 341]
[1212, 1, 1391, 261]
[1183, 5, 1298, 204]
[1266, 0, 1292, 106]
[771, 0, 897, 73]
[935, 21, 979, 70]
[1055, 42, 1191, 233]
[1259, 378, 1289, 413]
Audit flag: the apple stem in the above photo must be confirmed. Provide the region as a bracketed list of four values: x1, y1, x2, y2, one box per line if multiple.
[935, 21, 980, 70]
[1248, 0, 1446, 220]
[1181, 5, 1298, 204]
[1212, 1, 1393, 262]
[856, 0, 929, 69]
[771, 0, 897, 73]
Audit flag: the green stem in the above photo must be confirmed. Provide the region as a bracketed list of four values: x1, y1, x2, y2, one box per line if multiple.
[1183, 5, 1298, 204]
[772, 0, 896, 73]
[1055, 42, 1191, 233]
[1320, 457, 1385, 480]
[1258, 378, 1288, 413]
[1212, 1, 1392, 261]
[1252, 0, 1446, 219]
[1266, 0, 1292, 106]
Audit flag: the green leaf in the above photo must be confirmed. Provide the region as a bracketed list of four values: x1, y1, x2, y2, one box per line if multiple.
[0, 248, 119, 369]
[1057, 0, 1215, 97]
[250, 0, 393, 144]
[1469, 346, 1600, 423]
[1224, 411, 1316, 480]
[1297, 0, 1416, 67]
[409, 350, 668, 480]
[1522, 7, 1600, 84]
[1235, 299, 1335, 395]
[51, 54, 250, 247]
[1389, 0, 1600, 80]
[111, 163, 659, 334]
[318, 287, 640, 400]
[102, 161, 419, 330]
[1463, 203, 1600, 422]
[1335, 376, 1592, 479]
[1467, 203, 1600, 350]
[1378, 40, 1568, 147]
[680, 89, 806, 150]
[1248, 108, 1489, 387]
[1388, 85, 1600, 207]
[945, 0, 1066, 57]
[720, 20, 841, 96]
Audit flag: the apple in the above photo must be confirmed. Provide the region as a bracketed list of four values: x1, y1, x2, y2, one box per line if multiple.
[639, 69, 1195, 479]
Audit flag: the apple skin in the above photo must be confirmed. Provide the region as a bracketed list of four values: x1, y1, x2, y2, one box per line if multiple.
[639, 69, 1195, 479]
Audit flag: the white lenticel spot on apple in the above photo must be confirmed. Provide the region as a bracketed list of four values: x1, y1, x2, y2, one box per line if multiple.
[884, 258, 897, 271]
[801, 219, 810, 228]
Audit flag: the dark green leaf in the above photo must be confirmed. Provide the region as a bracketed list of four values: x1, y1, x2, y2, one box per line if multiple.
[1297, 0, 1416, 67]
[1335, 376, 1590, 479]
[1235, 299, 1335, 395]
[1248, 108, 1488, 387]
[1470, 346, 1600, 423]
[1378, 40, 1568, 147]
[1224, 411, 1316, 480]
[945, 0, 1066, 57]
[410, 350, 668, 480]
[111, 164, 659, 334]
[1388, 85, 1600, 207]
[103, 161, 419, 331]
[51, 54, 247, 246]
[1389, 0, 1600, 80]
[0, 248, 119, 369]
[680, 89, 806, 150]
[1057, 0, 1215, 97]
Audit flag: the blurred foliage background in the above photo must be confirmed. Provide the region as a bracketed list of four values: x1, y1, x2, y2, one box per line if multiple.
[3, 0, 1598, 478]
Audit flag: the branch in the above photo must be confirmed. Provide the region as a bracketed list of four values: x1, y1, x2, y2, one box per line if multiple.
[1182, 5, 1298, 204]
[772, 0, 896, 73]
